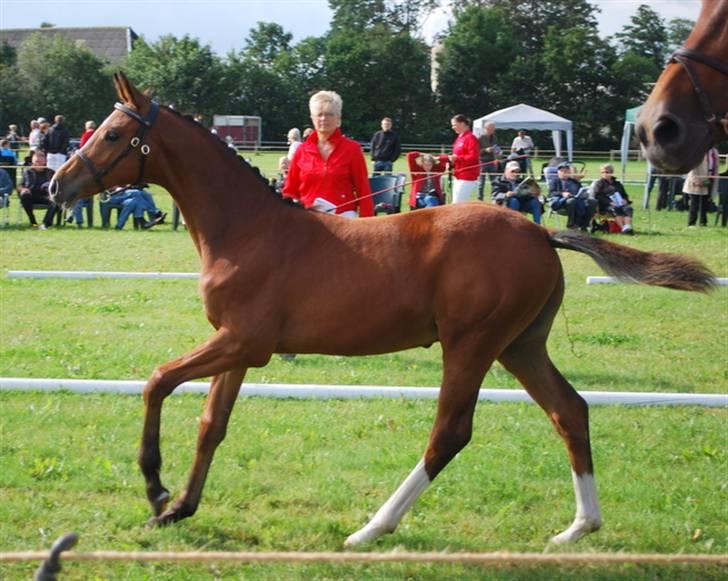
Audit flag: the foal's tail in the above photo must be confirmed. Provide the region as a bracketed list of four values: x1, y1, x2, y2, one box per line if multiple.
[548, 230, 716, 292]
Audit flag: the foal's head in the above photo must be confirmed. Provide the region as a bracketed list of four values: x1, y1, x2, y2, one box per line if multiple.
[51, 72, 159, 208]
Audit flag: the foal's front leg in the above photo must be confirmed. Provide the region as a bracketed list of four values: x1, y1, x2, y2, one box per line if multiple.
[149, 366, 246, 526]
[138, 329, 243, 519]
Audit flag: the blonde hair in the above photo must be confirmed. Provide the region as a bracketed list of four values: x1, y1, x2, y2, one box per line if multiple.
[309, 90, 343, 117]
[600, 163, 614, 173]
[287, 127, 301, 142]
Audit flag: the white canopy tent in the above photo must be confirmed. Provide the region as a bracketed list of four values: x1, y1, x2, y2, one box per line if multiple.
[473, 103, 574, 161]
[620, 104, 652, 208]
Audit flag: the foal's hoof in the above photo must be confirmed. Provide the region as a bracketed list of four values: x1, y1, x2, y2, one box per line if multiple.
[145, 508, 180, 528]
[150, 489, 170, 517]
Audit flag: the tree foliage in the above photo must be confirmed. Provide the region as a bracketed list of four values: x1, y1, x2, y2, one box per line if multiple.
[125, 35, 228, 118]
[0, 0, 700, 148]
[11, 33, 113, 134]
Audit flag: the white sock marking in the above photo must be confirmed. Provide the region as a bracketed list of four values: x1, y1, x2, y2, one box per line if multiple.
[551, 470, 602, 544]
[344, 458, 431, 546]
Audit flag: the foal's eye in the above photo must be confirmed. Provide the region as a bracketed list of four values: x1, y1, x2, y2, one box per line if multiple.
[105, 130, 120, 142]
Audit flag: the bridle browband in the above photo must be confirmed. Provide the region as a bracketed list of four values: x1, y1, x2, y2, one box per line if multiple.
[669, 47, 728, 135]
[76, 101, 160, 192]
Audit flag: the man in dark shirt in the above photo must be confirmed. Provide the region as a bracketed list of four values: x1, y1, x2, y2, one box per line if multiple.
[370, 117, 401, 173]
[42, 114, 70, 171]
[548, 162, 597, 230]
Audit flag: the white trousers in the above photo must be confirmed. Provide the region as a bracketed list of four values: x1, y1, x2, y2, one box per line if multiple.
[46, 153, 67, 171]
[452, 179, 478, 203]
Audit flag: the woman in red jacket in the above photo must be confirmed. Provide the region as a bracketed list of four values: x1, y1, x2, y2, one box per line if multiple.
[283, 90, 373, 218]
[449, 114, 481, 203]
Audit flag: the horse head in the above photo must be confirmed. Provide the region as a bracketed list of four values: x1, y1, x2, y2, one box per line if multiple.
[51, 72, 159, 209]
[636, 0, 728, 173]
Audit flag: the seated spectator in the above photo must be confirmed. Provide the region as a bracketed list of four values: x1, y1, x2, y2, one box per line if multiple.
[492, 160, 542, 224]
[0, 139, 17, 164]
[18, 151, 57, 229]
[103, 184, 167, 230]
[548, 162, 597, 230]
[269, 156, 289, 197]
[0, 167, 13, 208]
[407, 151, 448, 209]
[591, 163, 634, 234]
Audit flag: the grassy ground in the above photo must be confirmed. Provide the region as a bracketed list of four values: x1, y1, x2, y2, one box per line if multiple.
[1, 195, 725, 392]
[0, 167, 726, 579]
[0, 393, 725, 579]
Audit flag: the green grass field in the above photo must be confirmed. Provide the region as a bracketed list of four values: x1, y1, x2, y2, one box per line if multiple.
[0, 170, 726, 579]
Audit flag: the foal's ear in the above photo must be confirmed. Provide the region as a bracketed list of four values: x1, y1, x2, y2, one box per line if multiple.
[113, 71, 146, 107]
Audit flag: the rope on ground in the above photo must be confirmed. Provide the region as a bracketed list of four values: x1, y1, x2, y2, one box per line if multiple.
[2, 549, 726, 566]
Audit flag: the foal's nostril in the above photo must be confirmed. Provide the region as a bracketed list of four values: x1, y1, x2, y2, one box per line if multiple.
[653, 115, 684, 146]
[48, 178, 59, 200]
[636, 124, 649, 147]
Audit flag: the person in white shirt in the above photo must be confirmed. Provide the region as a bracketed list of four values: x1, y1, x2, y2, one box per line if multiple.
[511, 130, 534, 177]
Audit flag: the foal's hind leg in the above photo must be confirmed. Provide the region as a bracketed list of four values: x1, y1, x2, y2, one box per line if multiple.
[149, 366, 246, 526]
[346, 336, 496, 546]
[499, 329, 601, 544]
[139, 328, 244, 519]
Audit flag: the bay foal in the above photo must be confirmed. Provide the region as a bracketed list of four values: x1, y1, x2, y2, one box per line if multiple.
[52, 73, 715, 546]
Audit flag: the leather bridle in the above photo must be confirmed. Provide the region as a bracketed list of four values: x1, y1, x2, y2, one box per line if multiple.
[76, 101, 160, 192]
[669, 47, 728, 135]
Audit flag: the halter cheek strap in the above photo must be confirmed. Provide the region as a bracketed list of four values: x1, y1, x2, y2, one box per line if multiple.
[77, 100, 160, 192]
[669, 48, 728, 135]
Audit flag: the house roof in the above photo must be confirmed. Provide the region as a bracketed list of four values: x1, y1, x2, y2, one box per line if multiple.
[0, 27, 138, 63]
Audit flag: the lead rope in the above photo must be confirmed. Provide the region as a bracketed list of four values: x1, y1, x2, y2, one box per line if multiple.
[560, 298, 580, 358]
[330, 154, 532, 211]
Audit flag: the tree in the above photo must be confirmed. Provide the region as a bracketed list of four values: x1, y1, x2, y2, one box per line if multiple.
[540, 26, 617, 147]
[244, 22, 292, 65]
[614, 4, 667, 72]
[226, 24, 305, 141]
[15, 33, 114, 134]
[435, 6, 520, 121]
[666, 17, 695, 53]
[0, 43, 32, 135]
[453, 0, 600, 53]
[125, 35, 228, 117]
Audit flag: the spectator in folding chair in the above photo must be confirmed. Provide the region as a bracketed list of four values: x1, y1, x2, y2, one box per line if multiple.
[103, 184, 167, 230]
[0, 167, 13, 211]
[67, 121, 98, 228]
[18, 150, 57, 229]
[491, 160, 543, 224]
[591, 163, 634, 234]
[548, 161, 597, 231]
[406, 151, 448, 210]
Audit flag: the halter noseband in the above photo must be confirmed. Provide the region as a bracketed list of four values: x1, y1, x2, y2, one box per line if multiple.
[77, 101, 160, 192]
[669, 47, 728, 135]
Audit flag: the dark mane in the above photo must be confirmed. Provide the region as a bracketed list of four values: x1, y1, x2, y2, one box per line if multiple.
[160, 104, 277, 195]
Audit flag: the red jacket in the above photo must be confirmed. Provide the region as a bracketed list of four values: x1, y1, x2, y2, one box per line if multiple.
[452, 130, 480, 181]
[283, 129, 373, 217]
[79, 129, 95, 147]
[407, 151, 449, 208]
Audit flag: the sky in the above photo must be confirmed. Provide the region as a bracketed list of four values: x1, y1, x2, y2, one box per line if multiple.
[1, 0, 701, 56]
